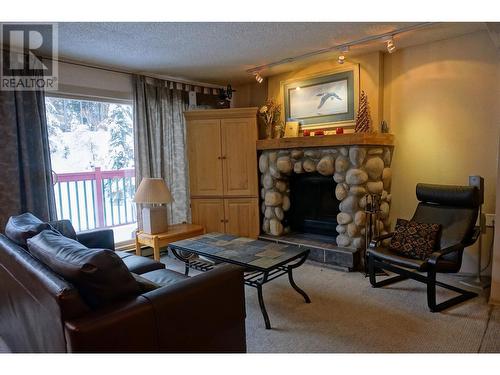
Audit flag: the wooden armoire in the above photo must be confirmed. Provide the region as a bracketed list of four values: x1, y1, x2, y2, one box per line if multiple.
[184, 107, 260, 238]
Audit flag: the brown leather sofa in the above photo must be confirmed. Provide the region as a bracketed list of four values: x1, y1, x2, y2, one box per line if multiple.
[0, 214, 246, 353]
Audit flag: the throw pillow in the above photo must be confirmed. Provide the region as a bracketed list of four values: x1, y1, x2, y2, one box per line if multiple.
[389, 219, 441, 260]
[27, 229, 140, 308]
[5, 212, 53, 248]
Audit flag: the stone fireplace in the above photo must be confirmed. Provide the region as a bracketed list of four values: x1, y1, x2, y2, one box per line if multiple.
[257, 133, 394, 268]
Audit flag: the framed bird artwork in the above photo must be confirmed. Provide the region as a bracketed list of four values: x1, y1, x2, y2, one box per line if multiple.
[281, 64, 359, 128]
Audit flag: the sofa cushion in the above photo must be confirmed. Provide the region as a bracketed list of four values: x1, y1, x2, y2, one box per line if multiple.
[27, 230, 140, 308]
[132, 273, 161, 292]
[140, 269, 189, 287]
[48, 220, 78, 240]
[389, 219, 441, 260]
[5, 213, 53, 248]
[116, 251, 166, 274]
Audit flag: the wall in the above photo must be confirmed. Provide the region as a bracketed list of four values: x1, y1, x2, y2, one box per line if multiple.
[266, 51, 384, 127]
[491, 137, 500, 304]
[232, 80, 268, 108]
[383, 30, 499, 274]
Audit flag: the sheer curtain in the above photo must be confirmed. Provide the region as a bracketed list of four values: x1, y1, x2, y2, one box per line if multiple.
[133, 75, 191, 225]
[0, 52, 56, 230]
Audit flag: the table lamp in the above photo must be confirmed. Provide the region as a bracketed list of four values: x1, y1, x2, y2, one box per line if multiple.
[134, 178, 173, 234]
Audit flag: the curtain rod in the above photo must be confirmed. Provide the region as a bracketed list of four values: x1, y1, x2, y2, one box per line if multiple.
[11, 51, 225, 90]
[246, 22, 437, 73]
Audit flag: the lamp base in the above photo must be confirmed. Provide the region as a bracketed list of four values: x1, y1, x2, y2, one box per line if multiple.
[142, 206, 169, 234]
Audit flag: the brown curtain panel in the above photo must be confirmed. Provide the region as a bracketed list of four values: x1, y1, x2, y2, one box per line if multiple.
[133, 75, 190, 226]
[0, 79, 57, 230]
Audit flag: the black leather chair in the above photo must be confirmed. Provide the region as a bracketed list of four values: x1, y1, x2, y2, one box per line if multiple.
[367, 183, 481, 312]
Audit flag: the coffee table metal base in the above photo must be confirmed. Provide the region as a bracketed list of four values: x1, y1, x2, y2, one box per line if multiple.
[170, 248, 311, 329]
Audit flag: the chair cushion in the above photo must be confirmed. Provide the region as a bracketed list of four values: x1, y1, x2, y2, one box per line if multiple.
[389, 219, 441, 260]
[5, 213, 53, 248]
[27, 230, 140, 308]
[140, 269, 189, 287]
[116, 252, 166, 274]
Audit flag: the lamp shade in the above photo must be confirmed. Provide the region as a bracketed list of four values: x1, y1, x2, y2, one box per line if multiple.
[133, 178, 173, 204]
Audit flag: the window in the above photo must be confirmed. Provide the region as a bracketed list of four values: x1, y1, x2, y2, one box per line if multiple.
[46, 96, 136, 242]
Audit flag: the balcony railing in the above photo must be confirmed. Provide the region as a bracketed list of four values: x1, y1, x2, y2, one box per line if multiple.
[53, 167, 137, 232]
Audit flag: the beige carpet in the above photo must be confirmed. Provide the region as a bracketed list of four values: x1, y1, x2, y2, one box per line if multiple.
[165, 256, 499, 353]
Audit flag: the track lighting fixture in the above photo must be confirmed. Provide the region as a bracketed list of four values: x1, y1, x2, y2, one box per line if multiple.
[386, 38, 396, 53]
[337, 45, 348, 64]
[254, 72, 263, 83]
[337, 55, 345, 64]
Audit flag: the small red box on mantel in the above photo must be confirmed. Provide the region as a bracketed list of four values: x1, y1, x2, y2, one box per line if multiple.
[303, 130, 311, 136]
[336, 127, 344, 134]
[314, 130, 324, 136]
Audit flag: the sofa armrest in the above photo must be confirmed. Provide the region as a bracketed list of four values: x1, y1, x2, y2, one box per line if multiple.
[64, 296, 158, 353]
[77, 229, 115, 251]
[142, 264, 246, 353]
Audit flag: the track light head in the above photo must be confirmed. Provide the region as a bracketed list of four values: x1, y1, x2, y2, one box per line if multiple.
[254, 72, 264, 83]
[337, 55, 345, 64]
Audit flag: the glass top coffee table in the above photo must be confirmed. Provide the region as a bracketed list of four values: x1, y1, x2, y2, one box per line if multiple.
[169, 233, 311, 329]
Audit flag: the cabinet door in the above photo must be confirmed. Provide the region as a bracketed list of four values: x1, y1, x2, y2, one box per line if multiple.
[224, 198, 259, 239]
[191, 198, 225, 233]
[221, 118, 258, 196]
[186, 119, 223, 196]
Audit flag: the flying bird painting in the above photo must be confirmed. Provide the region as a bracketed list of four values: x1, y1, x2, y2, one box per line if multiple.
[316, 91, 342, 109]
[288, 79, 348, 119]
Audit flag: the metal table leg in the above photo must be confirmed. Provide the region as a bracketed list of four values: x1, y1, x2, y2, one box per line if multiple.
[256, 282, 271, 329]
[287, 252, 311, 303]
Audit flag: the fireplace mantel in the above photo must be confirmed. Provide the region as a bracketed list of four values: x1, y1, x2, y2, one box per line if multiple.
[256, 133, 394, 150]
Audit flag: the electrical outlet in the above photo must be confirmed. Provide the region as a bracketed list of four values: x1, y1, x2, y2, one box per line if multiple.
[485, 213, 495, 227]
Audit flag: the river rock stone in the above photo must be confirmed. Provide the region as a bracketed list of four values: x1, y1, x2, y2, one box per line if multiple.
[347, 223, 359, 237]
[340, 147, 348, 156]
[359, 195, 367, 209]
[379, 201, 390, 219]
[335, 155, 349, 173]
[386, 194, 392, 203]
[282, 195, 291, 211]
[269, 165, 281, 179]
[291, 149, 304, 159]
[381, 190, 388, 201]
[263, 173, 274, 189]
[349, 147, 367, 167]
[317, 155, 335, 176]
[270, 219, 284, 236]
[383, 148, 392, 166]
[349, 186, 367, 195]
[303, 158, 317, 172]
[259, 153, 269, 173]
[336, 224, 346, 234]
[352, 237, 365, 249]
[365, 157, 384, 180]
[382, 168, 392, 190]
[340, 195, 358, 212]
[264, 207, 275, 219]
[337, 212, 352, 225]
[336, 234, 351, 247]
[278, 150, 290, 157]
[367, 181, 384, 194]
[304, 150, 321, 159]
[261, 188, 266, 199]
[293, 161, 304, 174]
[277, 157, 293, 174]
[262, 219, 270, 233]
[354, 211, 366, 226]
[275, 206, 285, 220]
[268, 152, 277, 164]
[265, 191, 282, 206]
[368, 148, 383, 155]
[334, 173, 345, 183]
[275, 180, 287, 192]
[335, 183, 348, 200]
[346, 169, 368, 185]
[261, 201, 266, 214]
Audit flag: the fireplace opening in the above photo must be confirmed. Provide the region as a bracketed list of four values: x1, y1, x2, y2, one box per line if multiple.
[286, 172, 340, 237]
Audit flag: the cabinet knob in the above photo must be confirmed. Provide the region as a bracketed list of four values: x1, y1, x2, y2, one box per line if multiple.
[217, 156, 222, 160]
[220, 219, 224, 223]
[222, 156, 227, 159]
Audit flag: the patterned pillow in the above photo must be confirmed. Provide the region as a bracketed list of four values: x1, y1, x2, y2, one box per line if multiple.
[389, 219, 441, 260]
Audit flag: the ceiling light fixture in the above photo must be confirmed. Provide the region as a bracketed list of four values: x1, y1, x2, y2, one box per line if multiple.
[254, 72, 264, 83]
[337, 45, 349, 64]
[337, 55, 345, 64]
[386, 38, 396, 53]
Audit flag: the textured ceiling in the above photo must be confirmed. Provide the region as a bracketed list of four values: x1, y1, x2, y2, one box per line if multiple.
[7, 22, 487, 84]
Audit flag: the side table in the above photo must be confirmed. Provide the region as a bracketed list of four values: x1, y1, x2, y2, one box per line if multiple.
[135, 224, 205, 261]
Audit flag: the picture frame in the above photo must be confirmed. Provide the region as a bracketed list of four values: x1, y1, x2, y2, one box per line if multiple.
[281, 64, 360, 130]
[284, 121, 299, 138]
